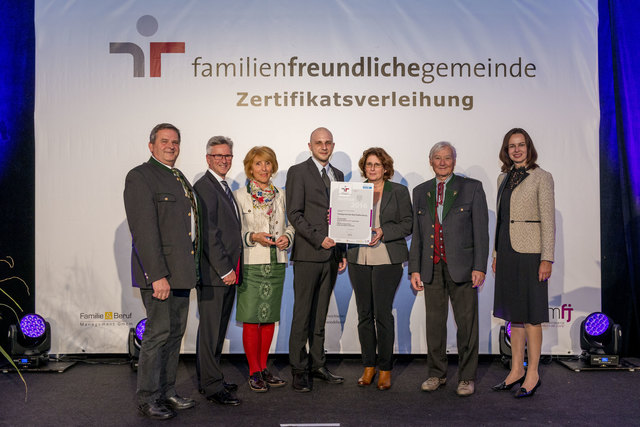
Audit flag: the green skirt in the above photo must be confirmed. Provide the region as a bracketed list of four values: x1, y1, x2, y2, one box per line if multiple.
[236, 247, 286, 323]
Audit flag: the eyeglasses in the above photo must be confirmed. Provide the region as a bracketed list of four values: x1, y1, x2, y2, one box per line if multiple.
[207, 154, 234, 161]
[365, 162, 383, 169]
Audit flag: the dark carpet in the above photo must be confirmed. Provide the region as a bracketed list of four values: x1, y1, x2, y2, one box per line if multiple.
[1, 355, 639, 426]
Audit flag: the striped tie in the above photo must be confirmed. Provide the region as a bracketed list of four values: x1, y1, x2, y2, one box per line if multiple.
[221, 180, 239, 219]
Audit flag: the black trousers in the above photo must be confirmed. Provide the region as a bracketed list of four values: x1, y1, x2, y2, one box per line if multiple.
[423, 261, 478, 381]
[288, 259, 338, 374]
[196, 284, 236, 396]
[137, 288, 190, 405]
[348, 262, 403, 371]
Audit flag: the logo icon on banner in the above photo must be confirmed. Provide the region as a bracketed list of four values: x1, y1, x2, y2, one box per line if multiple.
[109, 15, 185, 77]
[548, 303, 573, 323]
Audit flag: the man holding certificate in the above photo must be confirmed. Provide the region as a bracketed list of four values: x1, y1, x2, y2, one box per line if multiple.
[286, 127, 347, 392]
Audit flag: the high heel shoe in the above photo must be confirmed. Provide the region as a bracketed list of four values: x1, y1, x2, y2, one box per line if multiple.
[514, 379, 541, 398]
[491, 374, 526, 391]
[357, 367, 377, 386]
[377, 370, 391, 391]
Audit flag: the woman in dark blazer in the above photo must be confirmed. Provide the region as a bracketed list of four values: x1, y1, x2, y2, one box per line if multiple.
[347, 147, 413, 390]
[491, 128, 555, 398]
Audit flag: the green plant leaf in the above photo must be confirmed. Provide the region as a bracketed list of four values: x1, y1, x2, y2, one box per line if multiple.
[0, 344, 28, 402]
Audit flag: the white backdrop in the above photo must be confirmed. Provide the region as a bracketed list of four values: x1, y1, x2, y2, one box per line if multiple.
[35, 0, 600, 355]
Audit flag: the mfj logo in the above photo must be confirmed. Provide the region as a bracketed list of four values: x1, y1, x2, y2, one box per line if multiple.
[109, 15, 185, 77]
[548, 304, 573, 323]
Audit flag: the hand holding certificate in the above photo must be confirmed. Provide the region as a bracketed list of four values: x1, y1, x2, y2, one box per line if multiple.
[328, 182, 374, 244]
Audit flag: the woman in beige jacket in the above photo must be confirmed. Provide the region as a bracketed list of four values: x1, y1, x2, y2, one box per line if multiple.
[491, 128, 555, 398]
[233, 146, 295, 392]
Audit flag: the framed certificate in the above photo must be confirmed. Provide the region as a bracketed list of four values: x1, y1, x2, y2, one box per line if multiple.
[328, 181, 374, 244]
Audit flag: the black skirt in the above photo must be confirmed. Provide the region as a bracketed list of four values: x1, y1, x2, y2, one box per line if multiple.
[493, 186, 549, 324]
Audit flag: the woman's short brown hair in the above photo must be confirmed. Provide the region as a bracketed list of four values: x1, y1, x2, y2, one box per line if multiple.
[499, 128, 539, 172]
[243, 146, 279, 179]
[358, 147, 394, 180]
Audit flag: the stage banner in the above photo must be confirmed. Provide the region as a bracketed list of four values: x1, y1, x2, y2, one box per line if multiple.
[35, 0, 599, 354]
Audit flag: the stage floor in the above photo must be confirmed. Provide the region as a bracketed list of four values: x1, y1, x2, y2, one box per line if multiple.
[1, 355, 639, 426]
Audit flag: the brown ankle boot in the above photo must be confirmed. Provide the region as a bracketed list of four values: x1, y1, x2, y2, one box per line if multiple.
[357, 367, 376, 386]
[377, 370, 391, 390]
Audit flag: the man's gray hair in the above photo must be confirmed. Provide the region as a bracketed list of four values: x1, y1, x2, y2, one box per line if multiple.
[429, 141, 457, 161]
[206, 136, 233, 153]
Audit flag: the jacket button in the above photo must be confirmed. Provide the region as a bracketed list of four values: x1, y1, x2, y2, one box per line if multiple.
[430, 255, 433, 259]
[189, 232, 192, 236]
[164, 197, 168, 201]
[431, 225, 435, 228]
[460, 208, 463, 211]
[190, 250, 194, 255]
[188, 212, 191, 216]
[430, 245, 434, 249]
[510, 220, 515, 223]
[430, 235, 434, 238]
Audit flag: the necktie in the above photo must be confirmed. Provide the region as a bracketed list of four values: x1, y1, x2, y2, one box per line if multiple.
[321, 167, 331, 190]
[172, 168, 199, 257]
[434, 181, 446, 263]
[221, 180, 238, 218]
[221, 180, 240, 283]
[437, 181, 444, 207]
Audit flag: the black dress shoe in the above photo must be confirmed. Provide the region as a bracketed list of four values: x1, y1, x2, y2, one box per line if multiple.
[514, 379, 541, 398]
[292, 372, 311, 392]
[262, 368, 287, 388]
[208, 389, 241, 406]
[312, 366, 344, 384]
[164, 395, 196, 410]
[492, 374, 526, 391]
[200, 382, 237, 394]
[138, 402, 176, 420]
[224, 381, 238, 392]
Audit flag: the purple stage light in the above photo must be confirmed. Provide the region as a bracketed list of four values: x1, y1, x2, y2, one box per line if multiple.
[19, 314, 46, 338]
[135, 318, 147, 342]
[506, 322, 512, 338]
[584, 312, 610, 336]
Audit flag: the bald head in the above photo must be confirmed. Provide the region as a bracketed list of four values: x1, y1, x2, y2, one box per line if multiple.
[310, 127, 333, 142]
[308, 127, 335, 166]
